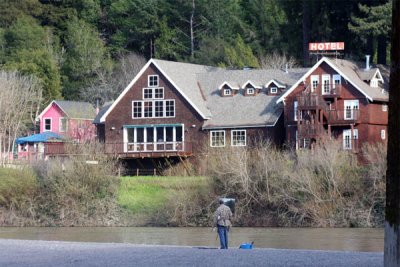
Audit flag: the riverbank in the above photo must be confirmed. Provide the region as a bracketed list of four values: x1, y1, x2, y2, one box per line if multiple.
[0, 239, 383, 267]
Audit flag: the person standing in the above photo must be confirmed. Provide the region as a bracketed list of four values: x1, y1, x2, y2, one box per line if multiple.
[214, 199, 233, 249]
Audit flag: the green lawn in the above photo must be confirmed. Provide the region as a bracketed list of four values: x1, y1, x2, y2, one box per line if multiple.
[118, 176, 209, 214]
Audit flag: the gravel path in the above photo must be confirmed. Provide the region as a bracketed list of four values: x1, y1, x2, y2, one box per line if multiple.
[0, 239, 382, 267]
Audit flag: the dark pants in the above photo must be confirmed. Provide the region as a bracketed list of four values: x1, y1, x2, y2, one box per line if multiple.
[217, 225, 229, 249]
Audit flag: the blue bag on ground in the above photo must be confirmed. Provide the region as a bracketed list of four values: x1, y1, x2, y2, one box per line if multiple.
[239, 242, 254, 249]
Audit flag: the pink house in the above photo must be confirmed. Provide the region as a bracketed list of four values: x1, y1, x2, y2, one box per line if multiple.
[36, 100, 97, 143]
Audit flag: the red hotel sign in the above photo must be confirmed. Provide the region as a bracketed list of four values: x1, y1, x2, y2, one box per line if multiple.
[309, 42, 345, 51]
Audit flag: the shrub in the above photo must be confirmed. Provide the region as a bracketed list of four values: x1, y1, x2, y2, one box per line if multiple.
[0, 167, 38, 225]
[31, 142, 121, 226]
[204, 139, 386, 227]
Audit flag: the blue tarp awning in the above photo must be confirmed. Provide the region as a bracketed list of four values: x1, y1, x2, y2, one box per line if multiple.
[16, 132, 64, 144]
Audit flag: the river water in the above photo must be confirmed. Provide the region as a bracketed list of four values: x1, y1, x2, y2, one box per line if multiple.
[0, 227, 383, 252]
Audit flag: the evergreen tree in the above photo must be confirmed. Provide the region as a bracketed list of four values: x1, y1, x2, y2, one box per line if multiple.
[349, 1, 391, 64]
[1, 16, 61, 103]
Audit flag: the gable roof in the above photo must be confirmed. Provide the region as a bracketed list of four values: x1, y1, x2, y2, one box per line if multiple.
[93, 101, 113, 124]
[265, 79, 286, 88]
[277, 57, 388, 104]
[218, 81, 240, 90]
[36, 100, 96, 121]
[242, 80, 262, 89]
[100, 59, 218, 122]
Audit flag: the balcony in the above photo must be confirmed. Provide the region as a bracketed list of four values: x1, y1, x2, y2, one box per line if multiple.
[297, 123, 325, 138]
[325, 109, 360, 125]
[319, 84, 342, 97]
[105, 141, 193, 158]
[297, 94, 329, 110]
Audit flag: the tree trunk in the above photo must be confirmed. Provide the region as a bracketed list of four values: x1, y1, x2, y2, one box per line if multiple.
[190, 0, 195, 60]
[384, 1, 400, 266]
[366, 35, 374, 60]
[302, 0, 311, 67]
[378, 35, 387, 65]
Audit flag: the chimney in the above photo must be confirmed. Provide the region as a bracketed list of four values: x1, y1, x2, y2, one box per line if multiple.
[365, 55, 370, 70]
[96, 99, 100, 114]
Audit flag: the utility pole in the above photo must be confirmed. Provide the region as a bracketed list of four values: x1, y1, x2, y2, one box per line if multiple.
[384, 0, 400, 266]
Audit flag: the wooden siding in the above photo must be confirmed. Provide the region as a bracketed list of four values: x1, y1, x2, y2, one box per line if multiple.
[104, 63, 207, 158]
[283, 61, 388, 151]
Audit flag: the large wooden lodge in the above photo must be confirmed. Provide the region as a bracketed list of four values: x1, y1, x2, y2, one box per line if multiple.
[29, 56, 388, 169]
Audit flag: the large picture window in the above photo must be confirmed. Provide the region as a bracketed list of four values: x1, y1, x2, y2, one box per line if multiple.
[124, 124, 184, 152]
[211, 131, 225, 147]
[231, 130, 246, 146]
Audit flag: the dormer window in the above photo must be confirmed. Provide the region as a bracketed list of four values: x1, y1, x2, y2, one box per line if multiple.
[148, 75, 159, 87]
[247, 88, 254, 95]
[270, 87, 277, 94]
[224, 89, 232, 96]
[370, 79, 378, 88]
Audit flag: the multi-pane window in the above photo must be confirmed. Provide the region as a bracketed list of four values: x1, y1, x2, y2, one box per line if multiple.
[231, 130, 246, 146]
[125, 125, 184, 152]
[224, 89, 231, 95]
[311, 75, 319, 92]
[154, 88, 164, 99]
[270, 87, 277, 94]
[333, 74, 341, 88]
[143, 87, 163, 99]
[44, 118, 51, 131]
[155, 101, 164, 117]
[322, 74, 330, 94]
[247, 88, 254, 95]
[148, 75, 159, 87]
[143, 88, 153, 99]
[344, 100, 359, 120]
[133, 101, 142, 118]
[132, 100, 175, 118]
[211, 131, 225, 147]
[59, 118, 67, 132]
[166, 100, 175, 117]
[343, 129, 358, 150]
[144, 101, 153, 117]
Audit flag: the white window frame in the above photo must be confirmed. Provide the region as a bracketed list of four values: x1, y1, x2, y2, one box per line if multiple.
[381, 129, 386, 140]
[343, 129, 358, 150]
[59, 117, 67, 132]
[270, 87, 278, 94]
[294, 101, 298, 121]
[210, 130, 225, 147]
[148, 75, 159, 87]
[247, 88, 255, 95]
[224, 89, 231, 96]
[382, 104, 388, 112]
[143, 87, 164, 99]
[132, 99, 175, 119]
[322, 74, 331, 95]
[333, 74, 341, 88]
[44, 118, 52, 132]
[311, 75, 319, 92]
[344, 100, 359, 120]
[231, 130, 246, 146]
[370, 79, 378, 88]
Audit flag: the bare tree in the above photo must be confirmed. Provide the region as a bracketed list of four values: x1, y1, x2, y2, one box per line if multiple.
[385, 0, 400, 266]
[80, 52, 146, 105]
[259, 51, 299, 70]
[0, 71, 42, 166]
